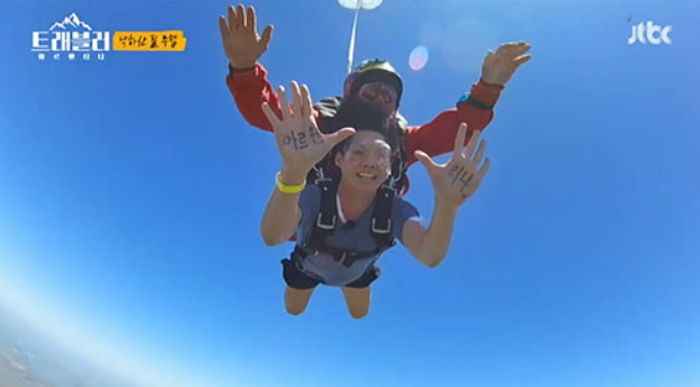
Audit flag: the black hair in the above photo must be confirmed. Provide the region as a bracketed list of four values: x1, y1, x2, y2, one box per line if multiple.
[328, 97, 402, 159]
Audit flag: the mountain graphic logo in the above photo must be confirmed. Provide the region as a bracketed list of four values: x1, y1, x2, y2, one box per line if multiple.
[31, 12, 185, 61]
[49, 13, 93, 31]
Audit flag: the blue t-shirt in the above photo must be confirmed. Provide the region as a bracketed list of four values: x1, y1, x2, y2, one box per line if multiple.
[296, 184, 420, 286]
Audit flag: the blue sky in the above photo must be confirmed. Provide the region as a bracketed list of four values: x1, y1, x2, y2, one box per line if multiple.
[0, 0, 698, 386]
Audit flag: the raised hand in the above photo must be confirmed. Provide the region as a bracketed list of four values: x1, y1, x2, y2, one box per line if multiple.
[218, 4, 273, 69]
[481, 41, 532, 86]
[414, 123, 490, 208]
[261, 81, 355, 178]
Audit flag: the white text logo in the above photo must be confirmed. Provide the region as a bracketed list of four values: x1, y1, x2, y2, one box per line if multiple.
[31, 13, 109, 61]
[627, 21, 672, 45]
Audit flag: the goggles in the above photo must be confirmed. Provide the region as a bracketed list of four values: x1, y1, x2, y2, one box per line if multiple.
[357, 82, 398, 106]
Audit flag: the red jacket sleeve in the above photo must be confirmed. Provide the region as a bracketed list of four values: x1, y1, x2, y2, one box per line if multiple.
[225, 63, 321, 133]
[225, 63, 280, 132]
[403, 80, 503, 166]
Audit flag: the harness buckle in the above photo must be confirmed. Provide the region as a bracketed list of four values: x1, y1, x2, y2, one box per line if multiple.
[314, 176, 334, 185]
[316, 212, 336, 230]
[383, 180, 399, 193]
[371, 217, 392, 234]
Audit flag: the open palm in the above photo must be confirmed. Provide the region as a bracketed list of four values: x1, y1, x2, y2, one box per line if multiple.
[414, 123, 491, 207]
[261, 81, 355, 175]
[218, 4, 273, 69]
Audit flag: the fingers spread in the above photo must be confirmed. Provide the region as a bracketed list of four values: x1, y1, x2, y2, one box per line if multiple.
[227, 6, 236, 28]
[515, 42, 531, 53]
[261, 102, 282, 128]
[326, 127, 356, 147]
[497, 42, 531, 59]
[465, 129, 481, 160]
[247, 6, 256, 32]
[497, 42, 518, 53]
[500, 42, 530, 58]
[290, 81, 302, 116]
[236, 4, 246, 28]
[260, 25, 273, 47]
[477, 157, 491, 180]
[452, 123, 468, 160]
[514, 54, 532, 66]
[414, 150, 439, 173]
[473, 138, 487, 166]
[300, 84, 312, 118]
[277, 85, 291, 120]
[483, 50, 495, 67]
[218, 16, 229, 37]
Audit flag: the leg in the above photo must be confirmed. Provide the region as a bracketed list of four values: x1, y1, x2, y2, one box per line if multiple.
[281, 258, 319, 316]
[341, 286, 371, 319]
[285, 286, 315, 316]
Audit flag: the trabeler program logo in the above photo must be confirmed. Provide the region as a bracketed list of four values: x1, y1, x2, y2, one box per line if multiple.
[31, 13, 187, 62]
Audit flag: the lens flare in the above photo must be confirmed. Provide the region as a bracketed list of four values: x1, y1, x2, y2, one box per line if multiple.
[409, 45, 429, 71]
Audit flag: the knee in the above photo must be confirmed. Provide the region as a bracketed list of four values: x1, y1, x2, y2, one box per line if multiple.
[349, 307, 368, 319]
[285, 304, 307, 316]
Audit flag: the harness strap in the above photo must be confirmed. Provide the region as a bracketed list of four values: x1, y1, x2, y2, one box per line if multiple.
[295, 179, 395, 269]
[310, 178, 337, 243]
[371, 185, 396, 250]
[295, 243, 382, 268]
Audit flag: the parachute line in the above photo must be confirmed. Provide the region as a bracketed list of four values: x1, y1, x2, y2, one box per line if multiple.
[347, 0, 362, 74]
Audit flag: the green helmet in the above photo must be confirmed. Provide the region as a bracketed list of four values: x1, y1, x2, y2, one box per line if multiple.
[343, 59, 403, 107]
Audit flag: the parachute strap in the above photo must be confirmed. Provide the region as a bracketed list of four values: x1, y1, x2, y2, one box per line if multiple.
[386, 116, 409, 193]
[310, 178, 338, 246]
[371, 186, 393, 234]
[289, 244, 309, 272]
[370, 185, 396, 251]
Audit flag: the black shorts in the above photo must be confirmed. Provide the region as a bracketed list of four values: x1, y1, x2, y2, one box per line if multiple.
[281, 258, 380, 289]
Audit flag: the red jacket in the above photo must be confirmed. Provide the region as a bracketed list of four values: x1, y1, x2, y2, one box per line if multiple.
[226, 64, 502, 190]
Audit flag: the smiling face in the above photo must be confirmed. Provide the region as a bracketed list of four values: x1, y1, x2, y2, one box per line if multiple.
[335, 130, 392, 193]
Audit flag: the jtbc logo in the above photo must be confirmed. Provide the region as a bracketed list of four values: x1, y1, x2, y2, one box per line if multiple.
[628, 21, 672, 45]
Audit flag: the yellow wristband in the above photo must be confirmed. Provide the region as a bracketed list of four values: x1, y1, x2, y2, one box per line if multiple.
[275, 172, 306, 194]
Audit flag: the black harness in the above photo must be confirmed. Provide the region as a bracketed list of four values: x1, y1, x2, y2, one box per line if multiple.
[291, 177, 396, 270]
[289, 97, 404, 272]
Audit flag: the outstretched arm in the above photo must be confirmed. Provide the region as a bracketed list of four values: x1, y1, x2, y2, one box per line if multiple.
[225, 63, 283, 132]
[259, 82, 355, 245]
[480, 41, 531, 87]
[219, 4, 284, 131]
[401, 203, 459, 268]
[401, 124, 490, 267]
[219, 4, 273, 72]
[404, 42, 531, 165]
